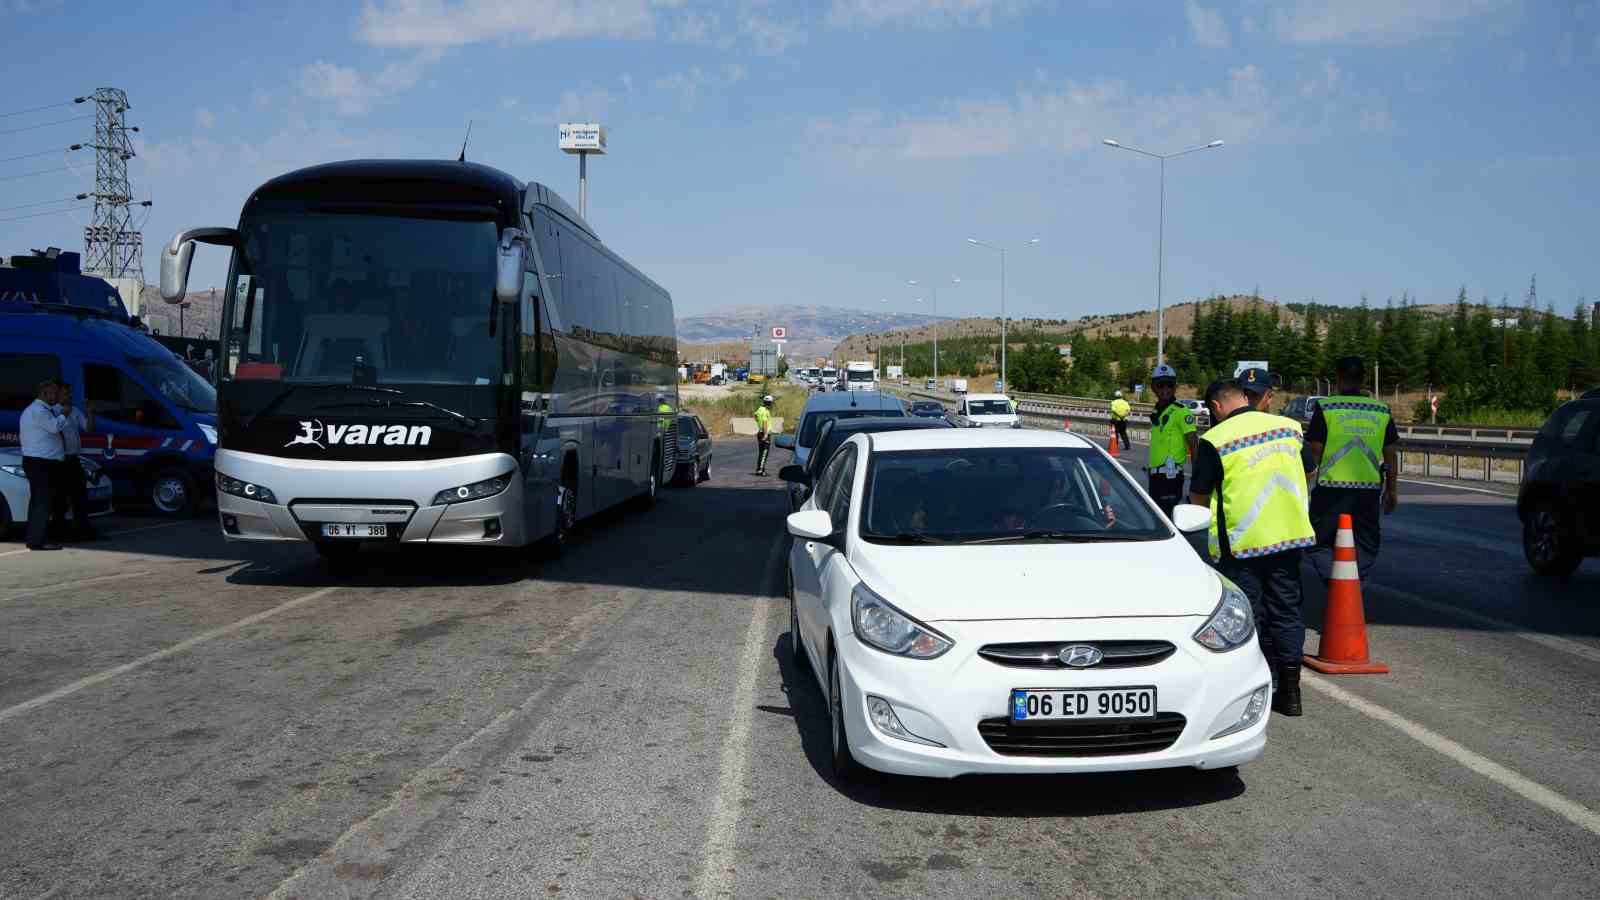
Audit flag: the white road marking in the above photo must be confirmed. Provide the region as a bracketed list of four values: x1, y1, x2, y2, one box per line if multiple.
[1397, 477, 1515, 497]
[0, 570, 149, 603]
[0, 586, 338, 725]
[1304, 673, 1600, 838]
[694, 533, 788, 900]
[1369, 583, 1600, 666]
[0, 547, 29, 558]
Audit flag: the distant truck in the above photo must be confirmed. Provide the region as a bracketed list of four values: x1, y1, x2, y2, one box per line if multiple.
[820, 367, 839, 389]
[949, 378, 968, 395]
[845, 361, 876, 391]
[886, 365, 903, 381]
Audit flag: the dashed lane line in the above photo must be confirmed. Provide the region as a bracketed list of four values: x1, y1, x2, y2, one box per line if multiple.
[0, 586, 339, 726]
[1304, 673, 1600, 838]
[0, 570, 149, 603]
[1396, 476, 1516, 497]
[694, 532, 788, 900]
[1369, 583, 1600, 666]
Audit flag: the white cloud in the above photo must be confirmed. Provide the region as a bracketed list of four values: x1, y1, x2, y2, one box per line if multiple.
[809, 65, 1274, 163]
[532, 88, 617, 125]
[298, 53, 436, 115]
[1267, 0, 1512, 46]
[359, 0, 657, 47]
[196, 107, 215, 129]
[1185, 1, 1229, 49]
[740, 8, 806, 52]
[652, 64, 747, 106]
[826, 0, 1027, 28]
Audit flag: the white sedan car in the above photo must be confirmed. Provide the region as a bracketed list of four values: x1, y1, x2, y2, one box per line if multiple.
[0, 448, 114, 533]
[783, 428, 1269, 780]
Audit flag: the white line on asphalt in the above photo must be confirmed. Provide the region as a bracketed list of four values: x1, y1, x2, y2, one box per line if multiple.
[694, 533, 788, 900]
[1369, 583, 1600, 666]
[0, 570, 149, 603]
[0, 586, 338, 726]
[1304, 674, 1600, 838]
[1397, 477, 1515, 497]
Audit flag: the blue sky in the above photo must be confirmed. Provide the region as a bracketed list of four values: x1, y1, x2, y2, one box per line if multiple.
[2, 0, 1597, 323]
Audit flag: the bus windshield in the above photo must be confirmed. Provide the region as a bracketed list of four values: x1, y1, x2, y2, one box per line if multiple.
[222, 210, 508, 387]
[847, 369, 874, 382]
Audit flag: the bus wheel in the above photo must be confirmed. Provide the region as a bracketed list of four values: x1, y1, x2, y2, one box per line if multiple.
[637, 446, 660, 509]
[149, 467, 197, 517]
[544, 464, 578, 558]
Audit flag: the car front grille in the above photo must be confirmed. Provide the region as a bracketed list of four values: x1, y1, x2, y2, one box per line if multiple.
[977, 641, 1176, 669]
[978, 713, 1187, 757]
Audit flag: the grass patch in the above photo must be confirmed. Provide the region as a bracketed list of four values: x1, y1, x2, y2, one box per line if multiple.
[683, 384, 808, 435]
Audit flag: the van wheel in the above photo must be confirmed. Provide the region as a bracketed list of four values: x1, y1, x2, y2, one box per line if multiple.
[149, 467, 196, 517]
[1524, 502, 1583, 576]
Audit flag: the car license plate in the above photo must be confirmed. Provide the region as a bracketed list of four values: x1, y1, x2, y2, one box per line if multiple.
[321, 523, 387, 538]
[1010, 687, 1157, 722]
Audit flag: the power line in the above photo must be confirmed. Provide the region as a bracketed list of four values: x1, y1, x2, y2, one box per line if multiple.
[0, 100, 75, 119]
[0, 205, 89, 224]
[0, 115, 91, 137]
[0, 144, 82, 164]
[0, 195, 86, 213]
[0, 165, 73, 182]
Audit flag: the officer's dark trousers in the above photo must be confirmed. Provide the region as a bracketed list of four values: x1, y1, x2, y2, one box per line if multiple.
[22, 456, 56, 548]
[1113, 419, 1130, 448]
[756, 437, 771, 473]
[1219, 549, 1305, 667]
[59, 455, 92, 534]
[1146, 472, 1185, 518]
[1306, 487, 1381, 582]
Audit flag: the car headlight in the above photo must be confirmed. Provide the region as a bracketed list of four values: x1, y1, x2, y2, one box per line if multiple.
[0, 464, 24, 479]
[1193, 577, 1255, 652]
[79, 457, 103, 482]
[197, 423, 218, 445]
[851, 583, 952, 659]
[217, 472, 278, 505]
[432, 473, 513, 506]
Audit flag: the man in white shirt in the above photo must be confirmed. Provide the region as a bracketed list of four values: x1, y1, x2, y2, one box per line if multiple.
[20, 379, 67, 551]
[53, 382, 100, 540]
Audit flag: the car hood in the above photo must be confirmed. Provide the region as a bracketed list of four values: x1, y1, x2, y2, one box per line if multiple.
[850, 538, 1220, 622]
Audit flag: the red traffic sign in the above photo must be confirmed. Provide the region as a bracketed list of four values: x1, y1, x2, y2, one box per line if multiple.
[771, 326, 787, 339]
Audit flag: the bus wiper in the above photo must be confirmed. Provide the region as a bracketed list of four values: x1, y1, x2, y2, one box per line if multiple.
[244, 383, 402, 430]
[312, 398, 480, 427]
[964, 530, 1125, 544]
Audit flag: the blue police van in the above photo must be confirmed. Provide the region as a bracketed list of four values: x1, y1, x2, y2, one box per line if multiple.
[0, 249, 132, 325]
[0, 301, 217, 516]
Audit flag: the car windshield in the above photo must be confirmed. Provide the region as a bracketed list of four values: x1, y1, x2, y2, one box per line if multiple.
[129, 355, 218, 414]
[798, 407, 904, 448]
[913, 402, 943, 414]
[967, 400, 1011, 415]
[861, 447, 1170, 544]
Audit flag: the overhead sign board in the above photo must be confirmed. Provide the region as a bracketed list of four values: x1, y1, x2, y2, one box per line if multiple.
[1234, 360, 1268, 377]
[559, 123, 607, 154]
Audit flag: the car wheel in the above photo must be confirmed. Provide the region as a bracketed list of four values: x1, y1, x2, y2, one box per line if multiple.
[148, 467, 196, 517]
[700, 457, 711, 482]
[1524, 502, 1583, 576]
[788, 568, 809, 672]
[686, 457, 700, 489]
[828, 649, 870, 783]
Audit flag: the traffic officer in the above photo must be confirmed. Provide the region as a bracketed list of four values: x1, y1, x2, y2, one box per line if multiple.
[1109, 390, 1132, 448]
[1190, 368, 1317, 717]
[656, 393, 673, 434]
[1306, 356, 1399, 581]
[1145, 364, 1198, 518]
[754, 394, 774, 476]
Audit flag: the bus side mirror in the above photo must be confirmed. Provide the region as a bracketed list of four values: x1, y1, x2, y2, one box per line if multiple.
[496, 228, 528, 305]
[161, 227, 240, 303]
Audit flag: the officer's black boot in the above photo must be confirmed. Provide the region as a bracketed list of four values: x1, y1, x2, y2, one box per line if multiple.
[1273, 663, 1303, 717]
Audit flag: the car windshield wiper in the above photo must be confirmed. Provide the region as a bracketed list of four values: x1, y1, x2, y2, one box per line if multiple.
[312, 398, 480, 427]
[963, 530, 1126, 544]
[869, 532, 951, 544]
[243, 383, 402, 430]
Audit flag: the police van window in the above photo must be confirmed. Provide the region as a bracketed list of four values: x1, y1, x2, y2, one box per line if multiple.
[85, 363, 178, 430]
[0, 353, 61, 411]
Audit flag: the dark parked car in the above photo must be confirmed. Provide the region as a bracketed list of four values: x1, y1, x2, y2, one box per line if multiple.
[1282, 395, 1324, 426]
[778, 415, 953, 510]
[1518, 389, 1600, 575]
[674, 414, 713, 486]
[910, 400, 947, 419]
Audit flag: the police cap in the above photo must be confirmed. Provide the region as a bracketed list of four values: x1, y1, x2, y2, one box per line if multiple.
[1235, 367, 1275, 396]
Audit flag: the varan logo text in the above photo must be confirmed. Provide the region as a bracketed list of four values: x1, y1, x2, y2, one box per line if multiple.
[286, 420, 432, 449]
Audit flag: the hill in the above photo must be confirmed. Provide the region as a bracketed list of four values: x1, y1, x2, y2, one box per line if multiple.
[676, 303, 946, 365]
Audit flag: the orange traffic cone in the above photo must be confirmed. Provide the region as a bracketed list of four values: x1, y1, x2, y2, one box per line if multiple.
[1062, 418, 1072, 431]
[1304, 514, 1389, 674]
[1107, 427, 1120, 457]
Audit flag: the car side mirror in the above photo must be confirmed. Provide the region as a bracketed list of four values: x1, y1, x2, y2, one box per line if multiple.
[787, 509, 834, 541]
[495, 228, 529, 305]
[1171, 504, 1212, 534]
[778, 464, 808, 485]
[774, 435, 795, 450]
[160, 227, 240, 302]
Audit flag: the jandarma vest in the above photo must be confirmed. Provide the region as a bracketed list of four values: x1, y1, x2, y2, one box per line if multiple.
[1199, 410, 1316, 561]
[1315, 396, 1390, 489]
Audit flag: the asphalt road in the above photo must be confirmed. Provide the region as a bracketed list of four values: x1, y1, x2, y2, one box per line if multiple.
[2, 438, 1597, 899]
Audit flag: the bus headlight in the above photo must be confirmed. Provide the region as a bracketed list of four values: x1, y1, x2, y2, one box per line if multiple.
[432, 473, 513, 506]
[217, 472, 278, 505]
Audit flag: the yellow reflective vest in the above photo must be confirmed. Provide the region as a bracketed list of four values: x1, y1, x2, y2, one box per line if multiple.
[1316, 396, 1390, 489]
[1199, 410, 1315, 561]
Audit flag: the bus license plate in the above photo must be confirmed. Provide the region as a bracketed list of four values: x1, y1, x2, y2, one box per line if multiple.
[321, 524, 387, 539]
[1011, 687, 1156, 722]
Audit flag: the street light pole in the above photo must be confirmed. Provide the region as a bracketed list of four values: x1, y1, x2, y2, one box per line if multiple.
[967, 239, 1037, 392]
[1102, 137, 1223, 367]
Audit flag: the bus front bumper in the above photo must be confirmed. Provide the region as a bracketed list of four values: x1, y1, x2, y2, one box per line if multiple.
[214, 449, 526, 547]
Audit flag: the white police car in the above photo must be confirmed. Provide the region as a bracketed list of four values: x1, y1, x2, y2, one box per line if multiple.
[0, 448, 113, 534]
